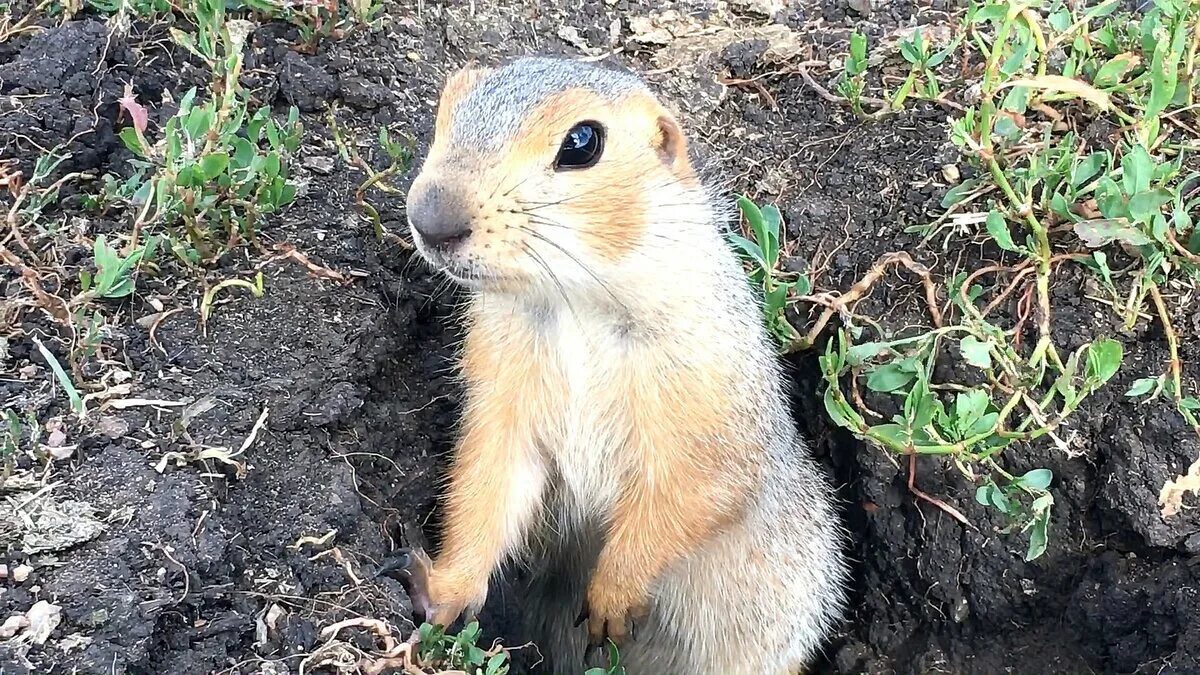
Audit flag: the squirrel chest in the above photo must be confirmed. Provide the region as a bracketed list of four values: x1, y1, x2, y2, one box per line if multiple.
[467, 298, 654, 518]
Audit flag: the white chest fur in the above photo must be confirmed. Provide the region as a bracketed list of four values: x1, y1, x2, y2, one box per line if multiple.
[538, 307, 631, 524]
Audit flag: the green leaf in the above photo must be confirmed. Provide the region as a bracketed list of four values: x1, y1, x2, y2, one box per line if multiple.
[119, 127, 147, 156]
[953, 389, 990, 438]
[975, 484, 995, 506]
[871, 423, 910, 448]
[1093, 54, 1139, 88]
[199, 152, 230, 181]
[906, 374, 937, 430]
[940, 178, 982, 208]
[486, 653, 508, 675]
[232, 137, 256, 169]
[1085, 338, 1122, 385]
[1146, 38, 1179, 119]
[1024, 494, 1053, 561]
[1122, 145, 1154, 195]
[33, 336, 84, 416]
[728, 233, 766, 268]
[846, 341, 890, 366]
[866, 363, 917, 393]
[969, 412, 999, 437]
[1070, 152, 1108, 189]
[985, 210, 1019, 251]
[960, 335, 993, 369]
[823, 387, 861, 431]
[1047, 7, 1070, 31]
[1016, 468, 1053, 491]
[1025, 511, 1049, 561]
[1125, 376, 1159, 397]
[183, 105, 215, 143]
[1180, 397, 1200, 411]
[1128, 189, 1172, 223]
[848, 32, 868, 75]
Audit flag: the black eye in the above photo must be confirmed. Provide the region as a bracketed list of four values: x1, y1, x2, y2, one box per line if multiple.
[554, 121, 604, 170]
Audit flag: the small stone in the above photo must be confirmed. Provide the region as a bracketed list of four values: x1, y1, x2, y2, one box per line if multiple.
[82, 608, 109, 627]
[303, 156, 335, 175]
[0, 615, 29, 639]
[11, 565, 32, 583]
[941, 164, 961, 184]
[24, 600, 62, 644]
[847, 0, 872, 15]
[405, 51, 420, 61]
[97, 415, 130, 440]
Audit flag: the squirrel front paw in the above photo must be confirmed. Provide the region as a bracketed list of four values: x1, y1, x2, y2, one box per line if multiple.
[377, 548, 489, 628]
[577, 576, 650, 655]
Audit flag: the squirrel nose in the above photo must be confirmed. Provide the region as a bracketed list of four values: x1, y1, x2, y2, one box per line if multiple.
[407, 182, 473, 250]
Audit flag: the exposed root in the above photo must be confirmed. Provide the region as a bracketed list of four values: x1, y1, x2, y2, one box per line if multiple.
[908, 452, 971, 527]
[793, 251, 943, 351]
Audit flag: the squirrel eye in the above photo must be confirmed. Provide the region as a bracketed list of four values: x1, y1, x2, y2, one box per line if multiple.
[554, 122, 604, 170]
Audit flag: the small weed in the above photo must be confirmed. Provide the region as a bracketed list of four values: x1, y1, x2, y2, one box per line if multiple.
[736, 0, 1200, 556]
[416, 622, 510, 675]
[32, 336, 85, 418]
[730, 196, 810, 347]
[836, 31, 870, 115]
[414, 621, 625, 675]
[113, 11, 301, 263]
[78, 234, 159, 300]
[240, 0, 384, 50]
[328, 110, 416, 245]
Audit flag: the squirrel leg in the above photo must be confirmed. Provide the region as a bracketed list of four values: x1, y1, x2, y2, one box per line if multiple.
[419, 416, 545, 628]
[581, 428, 751, 652]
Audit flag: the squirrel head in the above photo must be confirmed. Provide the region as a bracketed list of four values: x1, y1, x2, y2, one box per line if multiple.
[407, 57, 707, 300]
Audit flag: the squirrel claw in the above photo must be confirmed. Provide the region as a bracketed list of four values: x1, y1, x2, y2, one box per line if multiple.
[583, 636, 604, 665]
[375, 547, 435, 621]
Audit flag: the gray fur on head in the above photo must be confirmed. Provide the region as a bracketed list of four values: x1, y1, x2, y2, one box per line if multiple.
[450, 57, 648, 150]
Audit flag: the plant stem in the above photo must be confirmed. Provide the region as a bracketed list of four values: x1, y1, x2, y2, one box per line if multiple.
[1148, 281, 1183, 404]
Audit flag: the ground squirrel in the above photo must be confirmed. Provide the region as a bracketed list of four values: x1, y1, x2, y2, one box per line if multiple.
[396, 56, 849, 675]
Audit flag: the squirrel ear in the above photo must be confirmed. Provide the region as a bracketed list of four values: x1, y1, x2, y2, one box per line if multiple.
[655, 113, 692, 175]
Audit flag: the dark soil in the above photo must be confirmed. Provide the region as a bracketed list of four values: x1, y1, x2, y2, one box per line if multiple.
[2, 2, 1199, 675]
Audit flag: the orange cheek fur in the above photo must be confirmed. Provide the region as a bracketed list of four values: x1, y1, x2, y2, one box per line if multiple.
[424, 76, 696, 268]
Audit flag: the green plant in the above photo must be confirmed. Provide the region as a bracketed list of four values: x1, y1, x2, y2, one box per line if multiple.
[735, 0, 1200, 555]
[238, 0, 383, 49]
[416, 622, 510, 675]
[836, 31, 870, 115]
[413, 621, 625, 675]
[890, 27, 958, 108]
[729, 196, 810, 347]
[975, 468, 1054, 560]
[78, 234, 158, 299]
[328, 111, 417, 243]
[32, 336, 84, 418]
[116, 12, 302, 262]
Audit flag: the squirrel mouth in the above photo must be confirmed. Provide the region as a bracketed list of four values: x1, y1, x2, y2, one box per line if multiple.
[412, 239, 510, 290]
[430, 256, 501, 288]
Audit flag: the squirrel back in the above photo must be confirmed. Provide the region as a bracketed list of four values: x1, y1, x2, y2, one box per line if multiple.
[404, 55, 849, 675]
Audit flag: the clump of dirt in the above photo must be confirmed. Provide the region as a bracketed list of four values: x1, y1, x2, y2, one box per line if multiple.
[2, 1, 1199, 674]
